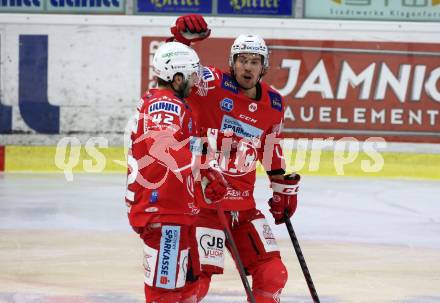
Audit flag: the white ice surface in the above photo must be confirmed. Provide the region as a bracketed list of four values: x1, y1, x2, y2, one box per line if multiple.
[0, 173, 439, 249]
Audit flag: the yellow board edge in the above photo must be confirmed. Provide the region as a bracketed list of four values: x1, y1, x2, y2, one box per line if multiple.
[4, 145, 440, 180]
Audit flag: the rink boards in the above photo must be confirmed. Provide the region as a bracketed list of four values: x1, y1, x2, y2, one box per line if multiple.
[1, 143, 440, 180]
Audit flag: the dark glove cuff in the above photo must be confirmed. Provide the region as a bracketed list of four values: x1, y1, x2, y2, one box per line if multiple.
[266, 168, 285, 176]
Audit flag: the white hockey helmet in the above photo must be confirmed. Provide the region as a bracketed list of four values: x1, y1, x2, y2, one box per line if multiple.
[152, 42, 201, 82]
[229, 34, 269, 69]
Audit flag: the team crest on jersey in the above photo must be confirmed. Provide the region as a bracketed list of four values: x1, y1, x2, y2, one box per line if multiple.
[202, 67, 215, 82]
[221, 74, 239, 94]
[220, 98, 234, 112]
[248, 102, 258, 112]
[268, 91, 282, 112]
[148, 101, 181, 115]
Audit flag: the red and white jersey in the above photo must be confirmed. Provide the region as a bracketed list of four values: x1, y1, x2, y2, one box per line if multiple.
[188, 66, 285, 211]
[125, 88, 199, 228]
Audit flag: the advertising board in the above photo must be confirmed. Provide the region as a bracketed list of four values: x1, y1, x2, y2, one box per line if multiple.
[141, 37, 440, 143]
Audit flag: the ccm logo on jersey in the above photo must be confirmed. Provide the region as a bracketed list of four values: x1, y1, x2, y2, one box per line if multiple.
[239, 114, 257, 124]
[148, 101, 181, 115]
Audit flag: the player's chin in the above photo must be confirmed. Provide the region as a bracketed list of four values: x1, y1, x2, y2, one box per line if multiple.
[237, 78, 257, 89]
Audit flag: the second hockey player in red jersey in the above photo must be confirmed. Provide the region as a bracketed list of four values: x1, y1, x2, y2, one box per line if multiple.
[169, 15, 301, 303]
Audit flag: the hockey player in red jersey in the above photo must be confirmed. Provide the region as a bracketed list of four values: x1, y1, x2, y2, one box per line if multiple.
[125, 41, 228, 303]
[169, 15, 301, 303]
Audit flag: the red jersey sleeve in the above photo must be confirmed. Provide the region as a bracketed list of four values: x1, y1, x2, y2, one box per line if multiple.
[258, 90, 286, 175]
[258, 119, 286, 174]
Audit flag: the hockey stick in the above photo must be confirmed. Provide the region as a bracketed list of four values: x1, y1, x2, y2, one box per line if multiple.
[284, 213, 320, 303]
[215, 203, 256, 303]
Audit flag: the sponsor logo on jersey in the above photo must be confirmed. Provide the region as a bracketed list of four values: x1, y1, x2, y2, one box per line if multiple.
[150, 190, 158, 203]
[156, 225, 180, 289]
[148, 101, 181, 115]
[239, 114, 257, 124]
[144, 253, 153, 278]
[220, 98, 234, 112]
[202, 67, 215, 82]
[187, 202, 200, 215]
[175, 249, 188, 288]
[248, 102, 258, 112]
[221, 73, 239, 94]
[252, 218, 278, 252]
[226, 188, 250, 200]
[189, 136, 203, 155]
[200, 234, 224, 257]
[268, 91, 282, 112]
[262, 224, 277, 246]
[145, 206, 158, 213]
[143, 244, 158, 286]
[196, 227, 225, 268]
[220, 115, 263, 138]
[188, 118, 193, 133]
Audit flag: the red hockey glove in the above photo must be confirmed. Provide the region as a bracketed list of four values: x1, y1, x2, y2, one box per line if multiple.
[268, 173, 300, 225]
[170, 14, 211, 46]
[201, 167, 228, 204]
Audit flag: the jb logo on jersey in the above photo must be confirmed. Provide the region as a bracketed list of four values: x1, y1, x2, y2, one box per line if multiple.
[196, 227, 225, 268]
